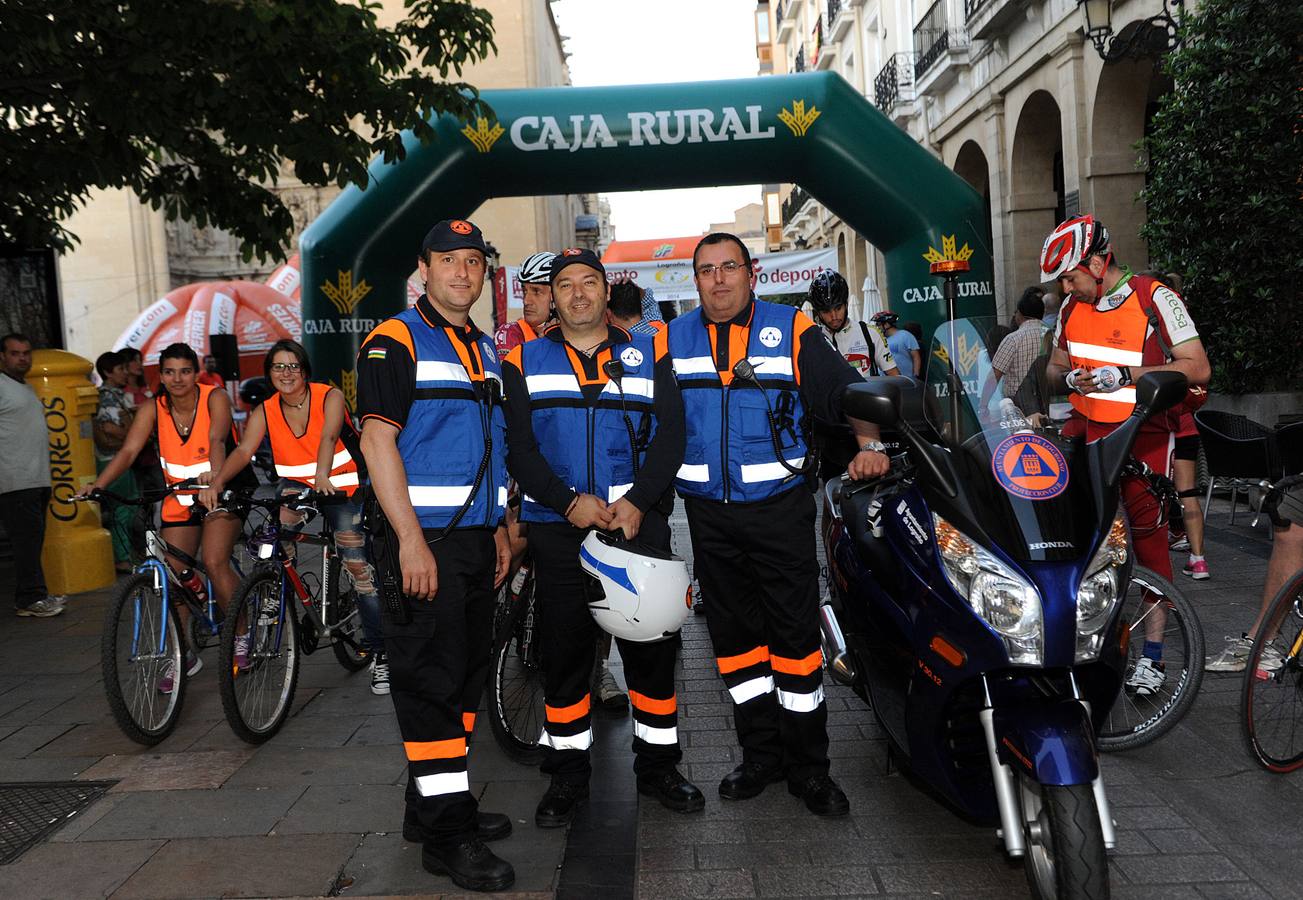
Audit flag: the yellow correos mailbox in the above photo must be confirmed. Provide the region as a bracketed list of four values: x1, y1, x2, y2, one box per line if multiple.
[29, 350, 115, 595]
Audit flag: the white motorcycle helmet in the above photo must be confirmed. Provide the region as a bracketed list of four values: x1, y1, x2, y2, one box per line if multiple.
[579, 530, 691, 643]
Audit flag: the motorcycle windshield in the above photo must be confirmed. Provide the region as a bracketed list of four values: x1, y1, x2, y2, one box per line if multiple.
[922, 316, 1097, 562]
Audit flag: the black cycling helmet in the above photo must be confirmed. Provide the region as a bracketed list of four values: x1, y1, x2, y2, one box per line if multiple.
[871, 310, 900, 327]
[239, 376, 273, 408]
[808, 271, 849, 312]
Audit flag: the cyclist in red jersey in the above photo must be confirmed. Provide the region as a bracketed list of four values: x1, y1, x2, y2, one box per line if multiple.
[493, 252, 556, 361]
[1041, 215, 1211, 696]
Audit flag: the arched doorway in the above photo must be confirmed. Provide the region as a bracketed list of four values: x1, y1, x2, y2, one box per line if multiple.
[301, 73, 995, 388]
[953, 140, 993, 254]
[1008, 90, 1065, 296]
[1090, 53, 1169, 270]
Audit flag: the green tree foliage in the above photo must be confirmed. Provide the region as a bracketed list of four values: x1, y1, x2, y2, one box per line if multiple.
[1141, 0, 1303, 393]
[0, 0, 495, 261]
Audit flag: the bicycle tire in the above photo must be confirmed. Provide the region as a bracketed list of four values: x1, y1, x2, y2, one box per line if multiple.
[489, 575, 546, 765]
[1241, 568, 1303, 772]
[101, 572, 186, 745]
[1098, 566, 1205, 751]
[218, 567, 300, 744]
[326, 556, 370, 672]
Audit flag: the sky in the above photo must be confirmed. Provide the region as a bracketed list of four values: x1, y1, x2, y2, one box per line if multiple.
[550, 0, 764, 241]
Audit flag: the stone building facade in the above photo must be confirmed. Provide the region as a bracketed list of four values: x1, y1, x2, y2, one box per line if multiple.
[761, 0, 1175, 317]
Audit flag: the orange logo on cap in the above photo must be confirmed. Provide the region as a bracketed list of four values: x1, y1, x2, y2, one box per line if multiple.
[562, 248, 583, 256]
[450, 220, 474, 235]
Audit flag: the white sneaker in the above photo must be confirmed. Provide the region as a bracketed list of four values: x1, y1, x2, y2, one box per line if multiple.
[1255, 644, 1285, 675]
[15, 598, 65, 617]
[1126, 657, 1167, 696]
[370, 653, 390, 696]
[1206, 635, 1253, 673]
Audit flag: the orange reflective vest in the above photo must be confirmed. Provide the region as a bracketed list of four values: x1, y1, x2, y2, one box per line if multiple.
[1062, 277, 1168, 425]
[156, 384, 219, 523]
[264, 383, 361, 495]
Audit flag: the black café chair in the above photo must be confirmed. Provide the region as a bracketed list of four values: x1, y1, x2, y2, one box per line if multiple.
[1194, 409, 1279, 525]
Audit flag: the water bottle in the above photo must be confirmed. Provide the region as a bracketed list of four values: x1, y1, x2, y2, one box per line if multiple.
[509, 564, 530, 599]
[178, 568, 207, 603]
[999, 398, 1032, 433]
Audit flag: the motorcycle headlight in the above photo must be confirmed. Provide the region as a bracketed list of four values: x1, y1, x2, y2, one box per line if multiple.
[934, 515, 1042, 665]
[1075, 512, 1128, 662]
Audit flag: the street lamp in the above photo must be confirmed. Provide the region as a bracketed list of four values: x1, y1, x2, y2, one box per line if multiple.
[1078, 0, 1184, 62]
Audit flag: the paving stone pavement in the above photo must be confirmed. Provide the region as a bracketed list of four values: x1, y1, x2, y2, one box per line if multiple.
[1, 495, 1301, 898]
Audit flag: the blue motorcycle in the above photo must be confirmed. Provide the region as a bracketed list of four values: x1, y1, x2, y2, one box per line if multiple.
[820, 315, 1188, 900]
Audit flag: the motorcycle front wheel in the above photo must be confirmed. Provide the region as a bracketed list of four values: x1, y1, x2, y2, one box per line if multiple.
[1018, 775, 1109, 900]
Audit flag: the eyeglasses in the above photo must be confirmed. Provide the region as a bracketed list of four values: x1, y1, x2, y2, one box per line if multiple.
[270, 363, 303, 373]
[695, 261, 747, 279]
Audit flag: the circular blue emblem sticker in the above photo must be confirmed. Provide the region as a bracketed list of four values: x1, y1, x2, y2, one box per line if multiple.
[991, 434, 1070, 501]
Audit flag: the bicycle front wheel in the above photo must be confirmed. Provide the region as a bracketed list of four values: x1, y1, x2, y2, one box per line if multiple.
[1241, 569, 1303, 772]
[1098, 566, 1205, 751]
[219, 568, 300, 744]
[101, 572, 185, 745]
[489, 578, 546, 764]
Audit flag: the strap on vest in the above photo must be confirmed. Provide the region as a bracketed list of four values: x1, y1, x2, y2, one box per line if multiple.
[858, 322, 881, 376]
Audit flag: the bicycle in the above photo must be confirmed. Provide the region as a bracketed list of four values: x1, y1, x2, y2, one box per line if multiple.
[215, 487, 369, 744]
[1096, 458, 1206, 750]
[90, 481, 228, 745]
[1240, 474, 1303, 772]
[488, 554, 546, 764]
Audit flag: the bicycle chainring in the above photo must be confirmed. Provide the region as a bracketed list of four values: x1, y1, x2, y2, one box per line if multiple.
[299, 612, 320, 654]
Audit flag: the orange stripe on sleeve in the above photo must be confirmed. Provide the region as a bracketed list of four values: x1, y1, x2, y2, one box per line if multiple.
[717, 645, 770, 675]
[770, 649, 823, 676]
[463, 712, 476, 734]
[503, 344, 523, 372]
[361, 319, 415, 360]
[653, 327, 669, 360]
[629, 690, 677, 716]
[403, 737, 467, 760]
[545, 694, 592, 724]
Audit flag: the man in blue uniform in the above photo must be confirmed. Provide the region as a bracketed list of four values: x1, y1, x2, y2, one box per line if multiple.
[501, 248, 703, 826]
[356, 219, 515, 893]
[669, 233, 890, 817]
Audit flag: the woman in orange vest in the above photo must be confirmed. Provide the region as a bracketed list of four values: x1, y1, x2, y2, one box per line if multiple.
[199, 340, 387, 694]
[85, 342, 251, 685]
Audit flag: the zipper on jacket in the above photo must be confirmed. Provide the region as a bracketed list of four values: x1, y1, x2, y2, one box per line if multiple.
[720, 385, 730, 504]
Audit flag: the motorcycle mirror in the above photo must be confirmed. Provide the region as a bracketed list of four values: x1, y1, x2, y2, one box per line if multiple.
[1132, 371, 1189, 419]
[841, 381, 900, 427]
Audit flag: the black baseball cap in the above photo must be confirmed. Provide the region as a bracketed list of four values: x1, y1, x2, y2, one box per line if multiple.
[549, 247, 606, 284]
[421, 218, 488, 255]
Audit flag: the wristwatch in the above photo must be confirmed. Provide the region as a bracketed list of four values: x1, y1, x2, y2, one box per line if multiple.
[859, 440, 887, 454]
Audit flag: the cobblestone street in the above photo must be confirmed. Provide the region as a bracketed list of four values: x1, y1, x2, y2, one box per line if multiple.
[0, 497, 1300, 898]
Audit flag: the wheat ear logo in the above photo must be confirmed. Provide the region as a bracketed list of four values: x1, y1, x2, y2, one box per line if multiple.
[321, 270, 372, 317]
[922, 235, 975, 265]
[330, 369, 358, 412]
[462, 117, 505, 153]
[778, 100, 821, 137]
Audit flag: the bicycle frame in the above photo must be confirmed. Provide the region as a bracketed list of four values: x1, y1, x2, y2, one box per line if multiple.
[132, 528, 221, 658]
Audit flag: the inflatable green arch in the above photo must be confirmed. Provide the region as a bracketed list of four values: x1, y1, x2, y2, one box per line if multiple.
[301, 71, 994, 390]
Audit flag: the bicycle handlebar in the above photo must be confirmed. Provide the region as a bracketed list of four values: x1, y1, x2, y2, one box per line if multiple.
[83, 479, 205, 507]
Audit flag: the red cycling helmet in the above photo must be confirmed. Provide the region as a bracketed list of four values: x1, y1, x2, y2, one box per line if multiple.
[1039, 215, 1112, 282]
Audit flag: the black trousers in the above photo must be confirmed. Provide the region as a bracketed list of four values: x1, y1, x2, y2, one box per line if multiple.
[0, 487, 51, 609]
[383, 527, 495, 846]
[531, 511, 682, 783]
[685, 486, 830, 783]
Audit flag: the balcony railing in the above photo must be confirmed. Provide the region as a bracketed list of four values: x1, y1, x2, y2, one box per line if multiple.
[963, 0, 987, 19]
[775, 0, 784, 29]
[913, 0, 962, 79]
[827, 0, 843, 25]
[781, 185, 813, 227]
[794, 46, 806, 72]
[873, 53, 915, 111]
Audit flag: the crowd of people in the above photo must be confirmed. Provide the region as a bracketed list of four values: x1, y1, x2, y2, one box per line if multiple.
[3, 211, 1300, 895]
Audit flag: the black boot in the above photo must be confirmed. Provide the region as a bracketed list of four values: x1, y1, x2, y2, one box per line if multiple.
[637, 769, 705, 813]
[788, 773, 850, 816]
[718, 762, 784, 800]
[422, 838, 515, 893]
[404, 808, 512, 843]
[535, 779, 589, 828]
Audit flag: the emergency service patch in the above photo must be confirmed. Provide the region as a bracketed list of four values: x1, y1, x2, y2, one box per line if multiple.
[620, 347, 644, 368]
[367, 347, 387, 360]
[991, 434, 1069, 501]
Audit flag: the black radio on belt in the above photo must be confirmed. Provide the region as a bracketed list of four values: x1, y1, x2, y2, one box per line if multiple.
[360, 487, 411, 625]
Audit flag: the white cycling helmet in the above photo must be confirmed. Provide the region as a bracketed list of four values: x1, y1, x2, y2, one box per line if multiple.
[580, 530, 691, 643]
[519, 251, 557, 284]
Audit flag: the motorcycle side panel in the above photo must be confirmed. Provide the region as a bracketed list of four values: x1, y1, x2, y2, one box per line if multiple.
[992, 701, 1099, 786]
